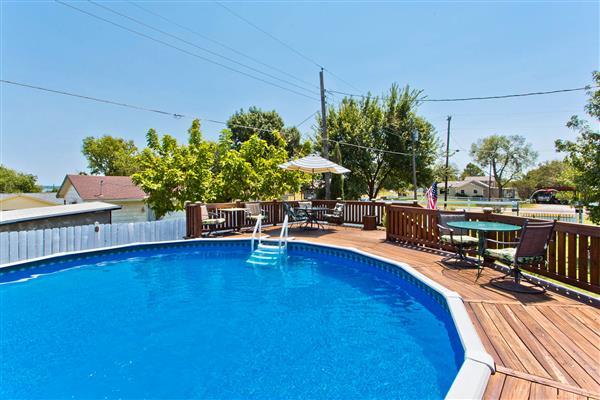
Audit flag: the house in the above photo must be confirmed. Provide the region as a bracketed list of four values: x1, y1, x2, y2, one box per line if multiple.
[0, 201, 121, 232]
[439, 176, 517, 199]
[56, 175, 151, 223]
[0, 193, 64, 211]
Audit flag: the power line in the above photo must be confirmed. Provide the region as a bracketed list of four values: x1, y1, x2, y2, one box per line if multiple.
[55, 1, 319, 101]
[215, 2, 360, 93]
[327, 86, 597, 102]
[88, 0, 317, 96]
[295, 110, 319, 128]
[1, 79, 309, 135]
[325, 139, 412, 156]
[216, 1, 323, 69]
[1, 79, 186, 118]
[127, 0, 319, 91]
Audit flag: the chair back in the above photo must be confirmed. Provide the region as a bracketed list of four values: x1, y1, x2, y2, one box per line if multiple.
[200, 205, 209, 221]
[437, 211, 469, 236]
[298, 201, 312, 209]
[515, 220, 555, 260]
[332, 202, 345, 216]
[283, 203, 295, 217]
[245, 202, 261, 216]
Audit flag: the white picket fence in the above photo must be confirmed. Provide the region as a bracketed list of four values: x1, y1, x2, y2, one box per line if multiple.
[0, 218, 186, 265]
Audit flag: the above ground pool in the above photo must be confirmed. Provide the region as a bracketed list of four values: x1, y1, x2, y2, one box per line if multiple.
[0, 240, 491, 399]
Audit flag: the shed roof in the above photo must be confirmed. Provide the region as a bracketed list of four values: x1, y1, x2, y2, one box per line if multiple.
[57, 175, 146, 201]
[0, 201, 121, 225]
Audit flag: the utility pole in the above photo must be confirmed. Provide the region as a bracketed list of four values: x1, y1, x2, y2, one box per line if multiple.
[411, 130, 418, 200]
[319, 68, 331, 199]
[488, 161, 492, 201]
[443, 116, 451, 209]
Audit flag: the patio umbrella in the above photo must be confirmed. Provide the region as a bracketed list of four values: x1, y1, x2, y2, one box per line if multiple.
[278, 154, 350, 174]
[279, 154, 350, 198]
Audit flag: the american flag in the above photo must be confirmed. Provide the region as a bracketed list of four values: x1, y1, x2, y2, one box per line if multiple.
[426, 182, 438, 209]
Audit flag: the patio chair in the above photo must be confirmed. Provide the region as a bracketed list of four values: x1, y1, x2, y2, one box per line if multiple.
[486, 220, 555, 293]
[297, 201, 312, 210]
[283, 202, 308, 228]
[437, 211, 479, 266]
[244, 202, 267, 224]
[324, 202, 345, 228]
[200, 204, 226, 237]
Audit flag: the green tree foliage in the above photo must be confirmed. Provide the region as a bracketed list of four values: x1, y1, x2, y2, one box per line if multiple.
[513, 160, 575, 199]
[227, 106, 285, 148]
[324, 84, 438, 199]
[555, 71, 600, 223]
[470, 135, 537, 198]
[214, 131, 308, 202]
[460, 162, 485, 179]
[432, 163, 459, 182]
[132, 120, 216, 219]
[0, 165, 41, 193]
[330, 142, 345, 199]
[82, 135, 140, 176]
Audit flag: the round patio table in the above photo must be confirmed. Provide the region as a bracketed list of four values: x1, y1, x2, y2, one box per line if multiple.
[447, 220, 521, 271]
[295, 207, 329, 230]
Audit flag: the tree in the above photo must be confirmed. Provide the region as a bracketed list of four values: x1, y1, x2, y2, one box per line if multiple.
[432, 163, 459, 182]
[324, 84, 438, 199]
[460, 162, 485, 179]
[555, 71, 600, 223]
[82, 135, 140, 176]
[213, 131, 308, 202]
[470, 135, 537, 198]
[281, 126, 301, 158]
[513, 160, 575, 199]
[227, 107, 285, 148]
[132, 119, 216, 219]
[0, 165, 41, 193]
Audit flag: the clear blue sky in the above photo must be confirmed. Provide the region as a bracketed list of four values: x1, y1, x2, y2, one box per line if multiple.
[1, 1, 598, 185]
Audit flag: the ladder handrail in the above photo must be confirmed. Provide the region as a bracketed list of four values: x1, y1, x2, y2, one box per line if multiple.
[251, 217, 262, 250]
[278, 214, 289, 251]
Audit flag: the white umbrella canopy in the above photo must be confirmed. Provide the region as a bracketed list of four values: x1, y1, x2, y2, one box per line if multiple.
[278, 154, 350, 174]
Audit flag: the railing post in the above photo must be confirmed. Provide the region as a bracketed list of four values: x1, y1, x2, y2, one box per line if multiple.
[184, 201, 191, 238]
[273, 200, 280, 226]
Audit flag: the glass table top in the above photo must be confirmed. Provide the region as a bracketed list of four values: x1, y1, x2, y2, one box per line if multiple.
[447, 220, 521, 232]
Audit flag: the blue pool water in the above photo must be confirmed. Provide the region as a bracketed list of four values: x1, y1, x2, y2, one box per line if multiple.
[0, 242, 463, 399]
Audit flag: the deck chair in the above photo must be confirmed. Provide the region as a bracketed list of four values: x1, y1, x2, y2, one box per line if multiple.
[297, 201, 312, 210]
[244, 202, 267, 224]
[200, 205, 226, 237]
[487, 220, 555, 293]
[324, 202, 345, 228]
[283, 202, 308, 228]
[437, 211, 478, 266]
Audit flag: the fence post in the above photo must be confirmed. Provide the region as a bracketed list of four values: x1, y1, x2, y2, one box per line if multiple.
[273, 200, 280, 226]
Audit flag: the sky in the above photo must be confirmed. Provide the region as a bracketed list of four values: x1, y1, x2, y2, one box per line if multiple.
[1, 0, 598, 185]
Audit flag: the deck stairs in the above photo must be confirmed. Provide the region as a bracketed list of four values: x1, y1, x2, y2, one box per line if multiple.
[247, 215, 289, 266]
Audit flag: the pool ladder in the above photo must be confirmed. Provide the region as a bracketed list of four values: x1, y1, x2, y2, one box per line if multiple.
[247, 215, 289, 266]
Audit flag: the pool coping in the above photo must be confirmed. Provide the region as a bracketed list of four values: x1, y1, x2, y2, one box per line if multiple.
[0, 237, 495, 399]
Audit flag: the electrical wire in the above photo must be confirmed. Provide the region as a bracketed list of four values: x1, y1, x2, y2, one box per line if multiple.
[127, 0, 319, 91]
[325, 139, 412, 156]
[87, 0, 317, 96]
[55, 1, 319, 101]
[327, 86, 597, 102]
[295, 110, 319, 128]
[1, 79, 310, 135]
[216, 1, 323, 70]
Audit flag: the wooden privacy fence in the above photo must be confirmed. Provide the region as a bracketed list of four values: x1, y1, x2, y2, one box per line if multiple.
[0, 218, 186, 265]
[385, 205, 600, 294]
[185, 199, 420, 238]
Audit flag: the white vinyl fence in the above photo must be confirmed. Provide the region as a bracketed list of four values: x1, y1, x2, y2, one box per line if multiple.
[0, 218, 186, 265]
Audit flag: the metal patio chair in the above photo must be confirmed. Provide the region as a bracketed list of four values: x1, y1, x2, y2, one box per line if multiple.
[324, 202, 345, 228]
[487, 220, 556, 293]
[437, 211, 479, 266]
[244, 202, 267, 224]
[200, 204, 226, 237]
[283, 202, 308, 229]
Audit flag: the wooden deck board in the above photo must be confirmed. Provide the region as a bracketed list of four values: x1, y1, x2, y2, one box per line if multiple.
[235, 226, 600, 398]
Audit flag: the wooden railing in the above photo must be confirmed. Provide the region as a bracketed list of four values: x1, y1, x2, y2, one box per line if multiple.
[385, 205, 600, 294]
[185, 199, 420, 238]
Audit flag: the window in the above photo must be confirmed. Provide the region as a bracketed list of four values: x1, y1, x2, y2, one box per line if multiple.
[474, 189, 478, 194]
[460, 189, 465, 194]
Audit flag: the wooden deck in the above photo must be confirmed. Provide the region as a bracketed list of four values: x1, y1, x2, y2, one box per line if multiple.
[245, 225, 600, 400]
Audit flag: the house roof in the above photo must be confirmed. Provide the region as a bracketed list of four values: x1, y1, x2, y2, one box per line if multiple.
[443, 179, 490, 189]
[0, 192, 63, 205]
[0, 201, 121, 225]
[57, 175, 146, 201]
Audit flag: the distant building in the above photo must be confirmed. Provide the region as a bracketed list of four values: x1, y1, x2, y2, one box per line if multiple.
[0, 201, 121, 232]
[439, 176, 517, 199]
[56, 175, 151, 223]
[0, 193, 64, 211]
